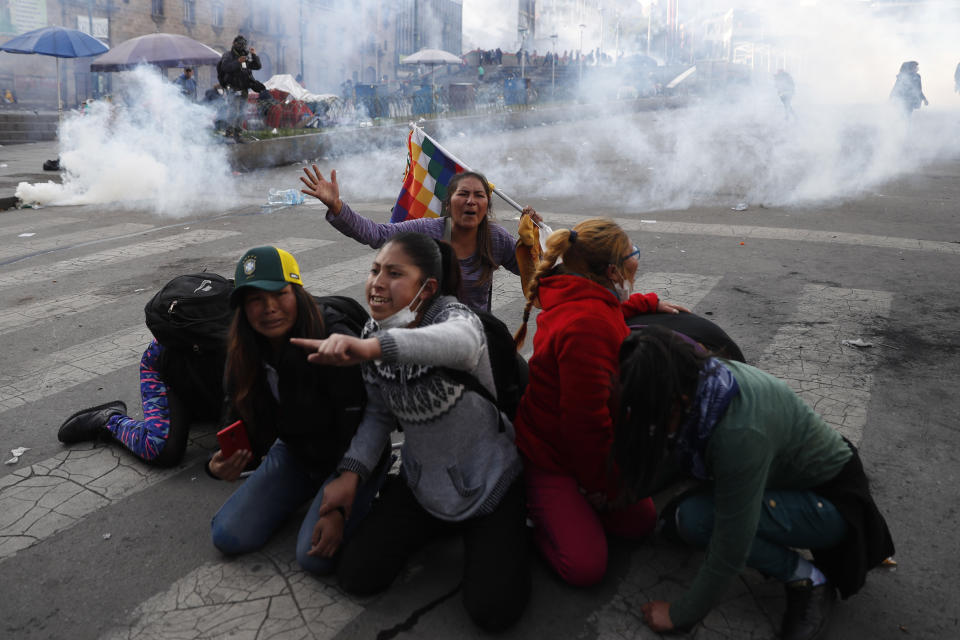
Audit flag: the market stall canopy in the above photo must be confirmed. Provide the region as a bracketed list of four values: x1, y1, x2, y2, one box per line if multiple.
[401, 48, 462, 65]
[0, 25, 108, 58]
[0, 25, 109, 120]
[264, 74, 338, 104]
[90, 33, 220, 71]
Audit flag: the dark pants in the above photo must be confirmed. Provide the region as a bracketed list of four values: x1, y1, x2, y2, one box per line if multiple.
[338, 475, 531, 632]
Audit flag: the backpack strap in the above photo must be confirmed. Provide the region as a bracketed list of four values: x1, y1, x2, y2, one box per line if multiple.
[443, 216, 452, 242]
[441, 366, 506, 433]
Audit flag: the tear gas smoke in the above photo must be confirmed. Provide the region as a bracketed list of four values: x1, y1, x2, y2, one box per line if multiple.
[16, 67, 234, 216]
[318, 97, 956, 217]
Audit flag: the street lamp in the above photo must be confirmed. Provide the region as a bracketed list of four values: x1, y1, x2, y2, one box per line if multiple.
[578, 23, 585, 83]
[298, 0, 304, 81]
[598, 2, 604, 60]
[550, 33, 558, 98]
[518, 27, 527, 80]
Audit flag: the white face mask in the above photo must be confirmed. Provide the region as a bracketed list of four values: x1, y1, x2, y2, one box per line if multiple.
[377, 280, 430, 329]
[612, 276, 634, 302]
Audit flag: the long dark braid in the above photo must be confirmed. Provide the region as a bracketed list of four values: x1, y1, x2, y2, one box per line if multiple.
[513, 218, 631, 348]
[613, 326, 708, 496]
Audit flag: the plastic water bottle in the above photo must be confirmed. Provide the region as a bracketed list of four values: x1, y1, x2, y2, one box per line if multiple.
[267, 189, 305, 206]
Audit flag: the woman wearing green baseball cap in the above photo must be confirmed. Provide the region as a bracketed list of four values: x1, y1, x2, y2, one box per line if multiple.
[209, 246, 386, 576]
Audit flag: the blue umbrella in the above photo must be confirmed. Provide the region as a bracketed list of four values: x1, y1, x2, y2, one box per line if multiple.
[0, 25, 110, 120]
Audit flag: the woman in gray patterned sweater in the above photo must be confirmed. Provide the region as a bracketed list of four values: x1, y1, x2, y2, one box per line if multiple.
[292, 231, 529, 631]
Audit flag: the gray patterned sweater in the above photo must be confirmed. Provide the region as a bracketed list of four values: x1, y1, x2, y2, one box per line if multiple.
[338, 295, 522, 521]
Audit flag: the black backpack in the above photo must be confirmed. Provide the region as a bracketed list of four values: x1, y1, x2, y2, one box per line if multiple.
[145, 273, 234, 354]
[443, 310, 528, 430]
[312, 295, 370, 337]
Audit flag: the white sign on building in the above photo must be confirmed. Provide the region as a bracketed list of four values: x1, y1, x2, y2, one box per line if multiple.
[76, 16, 109, 39]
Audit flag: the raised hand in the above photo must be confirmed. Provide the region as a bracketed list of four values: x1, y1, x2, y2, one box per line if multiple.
[300, 165, 342, 214]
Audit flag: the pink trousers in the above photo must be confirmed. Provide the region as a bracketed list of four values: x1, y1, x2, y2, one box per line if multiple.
[524, 465, 657, 586]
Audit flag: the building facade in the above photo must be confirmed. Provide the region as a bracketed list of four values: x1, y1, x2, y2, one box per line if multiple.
[0, 0, 463, 108]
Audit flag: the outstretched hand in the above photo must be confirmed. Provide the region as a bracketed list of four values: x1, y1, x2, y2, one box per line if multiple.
[300, 165, 342, 214]
[291, 335, 382, 366]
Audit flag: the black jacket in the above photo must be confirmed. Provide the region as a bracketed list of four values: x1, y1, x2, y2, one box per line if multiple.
[218, 49, 264, 93]
[228, 302, 365, 474]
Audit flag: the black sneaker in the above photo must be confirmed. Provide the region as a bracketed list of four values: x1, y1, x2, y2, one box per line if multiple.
[57, 400, 127, 444]
[782, 578, 836, 640]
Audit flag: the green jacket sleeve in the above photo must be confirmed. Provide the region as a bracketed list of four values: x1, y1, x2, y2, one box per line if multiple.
[669, 426, 774, 628]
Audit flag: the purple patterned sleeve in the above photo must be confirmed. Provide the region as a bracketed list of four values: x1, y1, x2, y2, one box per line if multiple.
[326, 203, 521, 312]
[490, 223, 520, 275]
[325, 201, 444, 248]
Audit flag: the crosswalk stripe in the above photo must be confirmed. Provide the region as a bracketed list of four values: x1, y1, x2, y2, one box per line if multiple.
[639, 272, 722, 310]
[302, 254, 375, 295]
[0, 291, 120, 336]
[0, 238, 336, 338]
[0, 325, 150, 413]
[0, 445, 194, 561]
[500, 272, 723, 359]
[0, 216, 82, 238]
[0, 223, 154, 261]
[755, 284, 892, 446]
[0, 229, 242, 291]
[541, 212, 960, 255]
[101, 554, 365, 640]
[218, 237, 335, 260]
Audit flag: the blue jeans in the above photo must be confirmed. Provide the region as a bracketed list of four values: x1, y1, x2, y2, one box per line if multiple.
[211, 439, 387, 575]
[674, 489, 848, 581]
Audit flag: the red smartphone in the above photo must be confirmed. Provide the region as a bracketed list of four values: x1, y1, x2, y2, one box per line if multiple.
[217, 420, 251, 459]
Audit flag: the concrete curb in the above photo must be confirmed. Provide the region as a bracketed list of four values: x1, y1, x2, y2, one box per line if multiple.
[227, 96, 688, 171]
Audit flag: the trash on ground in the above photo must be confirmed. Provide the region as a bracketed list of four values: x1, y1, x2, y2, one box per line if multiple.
[882, 557, 898, 567]
[4, 446, 29, 465]
[841, 338, 873, 348]
[102, 533, 112, 540]
[732, 202, 749, 211]
[266, 188, 305, 206]
[18, 232, 35, 237]
[640, 219, 657, 224]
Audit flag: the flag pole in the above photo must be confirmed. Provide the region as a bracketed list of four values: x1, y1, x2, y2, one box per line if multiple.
[412, 123, 524, 214]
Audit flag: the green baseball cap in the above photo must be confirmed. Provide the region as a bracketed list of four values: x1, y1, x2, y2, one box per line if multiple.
[230, 246, 302, 307]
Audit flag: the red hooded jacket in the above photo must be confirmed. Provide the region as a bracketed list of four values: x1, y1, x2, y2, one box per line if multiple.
[514, 274, 658, 497]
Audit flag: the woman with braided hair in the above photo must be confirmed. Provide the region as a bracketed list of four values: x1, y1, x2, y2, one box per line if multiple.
[512, 218, 688, 586]
[613, 327, 893, 640]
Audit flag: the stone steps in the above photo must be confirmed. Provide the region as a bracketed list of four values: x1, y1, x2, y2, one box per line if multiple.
[0, 111, 59, 145]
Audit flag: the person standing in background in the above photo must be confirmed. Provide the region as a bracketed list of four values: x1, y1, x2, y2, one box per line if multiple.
[774, 69, 796, 120]
[889, 61, 928, 118]
[217, 35, 264, 142]
[174, 67, 197, 101]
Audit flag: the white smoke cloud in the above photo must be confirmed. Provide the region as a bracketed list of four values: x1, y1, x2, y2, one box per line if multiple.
[16, 67, 234, 216]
